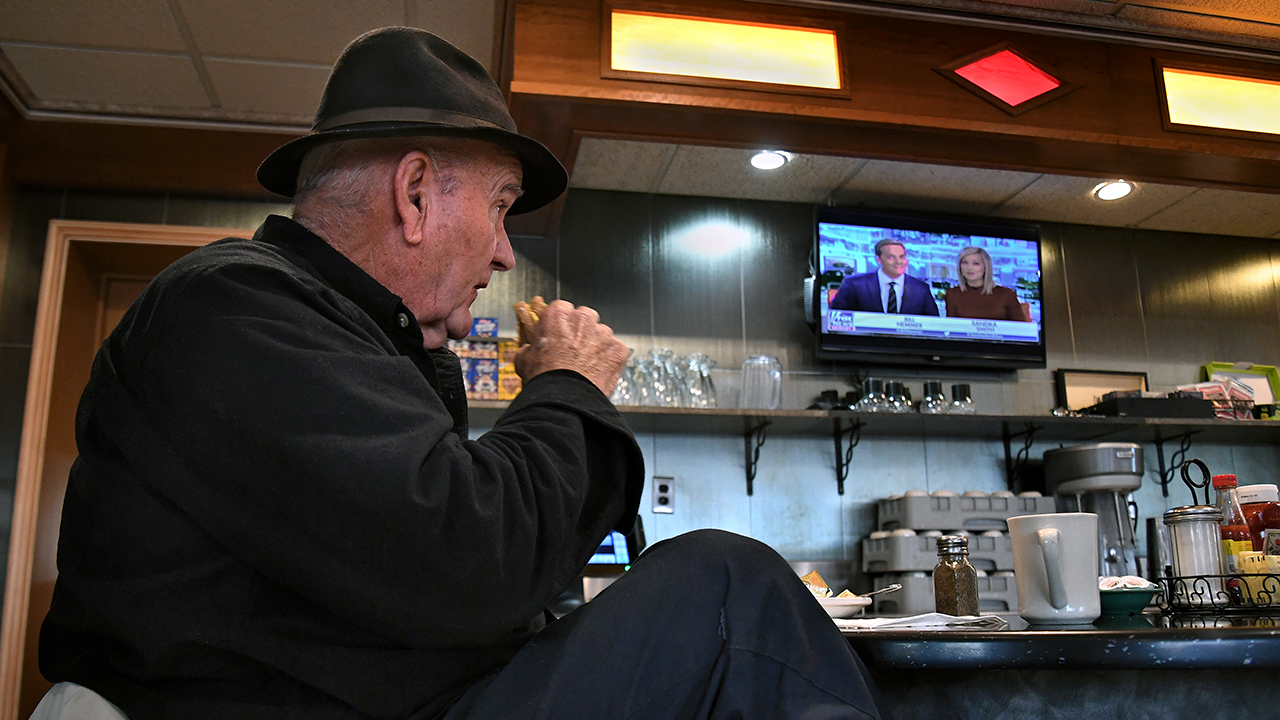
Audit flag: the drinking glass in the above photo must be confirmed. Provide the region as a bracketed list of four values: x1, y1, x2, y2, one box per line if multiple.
[685, 353, 717, 408]
[610, 353, 637, 406]
[740, 355, 782, 409]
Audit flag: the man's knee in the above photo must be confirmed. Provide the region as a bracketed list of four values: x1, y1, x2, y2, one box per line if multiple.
[639, 529, 796, 582]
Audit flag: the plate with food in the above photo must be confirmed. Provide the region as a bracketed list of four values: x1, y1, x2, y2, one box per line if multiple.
[800, 570, 874, 618]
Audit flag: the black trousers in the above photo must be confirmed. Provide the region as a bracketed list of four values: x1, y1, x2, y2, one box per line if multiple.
[443, 530, 892, 720]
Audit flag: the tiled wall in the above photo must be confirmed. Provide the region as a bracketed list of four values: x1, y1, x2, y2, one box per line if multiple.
[3, 187, 1279, 605]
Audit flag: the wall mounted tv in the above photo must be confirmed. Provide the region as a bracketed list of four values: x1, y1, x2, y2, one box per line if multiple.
[812, 207, 1045, 369]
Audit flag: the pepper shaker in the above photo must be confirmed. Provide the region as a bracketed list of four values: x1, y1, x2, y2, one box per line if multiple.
[934, 535, 980, 616]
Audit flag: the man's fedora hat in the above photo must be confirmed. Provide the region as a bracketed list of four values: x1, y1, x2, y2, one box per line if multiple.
[257, 27, 566, 215]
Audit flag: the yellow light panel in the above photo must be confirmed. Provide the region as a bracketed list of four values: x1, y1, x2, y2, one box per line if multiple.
[1162, 67, 1280, 136]
[610, 10, 840, 90]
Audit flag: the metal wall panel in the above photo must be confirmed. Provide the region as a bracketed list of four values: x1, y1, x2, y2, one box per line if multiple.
[556, 190, 653, 338]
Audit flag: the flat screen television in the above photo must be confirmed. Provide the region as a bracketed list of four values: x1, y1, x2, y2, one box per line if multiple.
[582, 518, 646, 577]
[812, 207, 1045, 369]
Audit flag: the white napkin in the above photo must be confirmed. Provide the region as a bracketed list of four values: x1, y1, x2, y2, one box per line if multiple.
[834, 613, 1008, 631]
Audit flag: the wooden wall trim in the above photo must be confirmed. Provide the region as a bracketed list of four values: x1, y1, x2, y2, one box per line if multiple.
[509, 0, 1280, 201]
[0, 219, 70, 720]
[0, 221, 244, 720]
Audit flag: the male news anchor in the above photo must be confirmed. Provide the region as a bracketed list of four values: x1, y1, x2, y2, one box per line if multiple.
[830, 238, 940, 315]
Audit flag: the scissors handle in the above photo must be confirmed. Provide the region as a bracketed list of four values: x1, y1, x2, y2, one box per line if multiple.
[1180, 458, 1212, 505]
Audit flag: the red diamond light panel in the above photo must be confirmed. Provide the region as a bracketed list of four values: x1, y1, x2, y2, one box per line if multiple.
[954, 49, 1062, 107]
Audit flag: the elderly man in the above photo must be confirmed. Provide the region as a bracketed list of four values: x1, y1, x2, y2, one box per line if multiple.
[37, 27, 890, 720]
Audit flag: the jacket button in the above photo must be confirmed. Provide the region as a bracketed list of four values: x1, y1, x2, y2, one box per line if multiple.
[397, 313, 410, 328]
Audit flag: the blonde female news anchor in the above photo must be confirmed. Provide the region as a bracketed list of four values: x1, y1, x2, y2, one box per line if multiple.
[943, 246, 1029, 321]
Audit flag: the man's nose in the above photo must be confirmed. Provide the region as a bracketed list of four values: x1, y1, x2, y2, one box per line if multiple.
[493, 224, 516, 271]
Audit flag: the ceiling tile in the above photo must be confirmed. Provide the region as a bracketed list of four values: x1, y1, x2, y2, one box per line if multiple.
[657, 146, 858, 203]
[410, 0, 497, 72]
[204, 58, 329, 121]
[178, 0, 404, 63]
[0, 0, 186, 52]
[992, 175, 1199, 227]
[1137, 188, 1280, 237]
[832, 160, 1040, 214]
[2, 44, 209, 108]
[570, 138, 673, 193]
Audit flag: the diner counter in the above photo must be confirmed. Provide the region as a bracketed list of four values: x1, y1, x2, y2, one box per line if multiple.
[845, 614, 1280, 720]
[843, 613, 1280, 669]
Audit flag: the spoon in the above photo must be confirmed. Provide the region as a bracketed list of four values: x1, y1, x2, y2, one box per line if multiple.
[855, 583, 902, 598]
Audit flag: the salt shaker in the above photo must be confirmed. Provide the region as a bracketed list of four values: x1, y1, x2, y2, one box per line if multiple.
[934, 535, 980, 616]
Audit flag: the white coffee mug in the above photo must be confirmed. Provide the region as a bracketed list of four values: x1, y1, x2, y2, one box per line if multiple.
[1007, 513, 1101, 625]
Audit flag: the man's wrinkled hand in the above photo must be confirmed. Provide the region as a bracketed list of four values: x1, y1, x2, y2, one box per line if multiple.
[513, 299, 629, 397]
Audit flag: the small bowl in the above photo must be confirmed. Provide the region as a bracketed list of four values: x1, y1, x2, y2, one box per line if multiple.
[1099, 587, 1158, 616]
[818, 596, 872, 618]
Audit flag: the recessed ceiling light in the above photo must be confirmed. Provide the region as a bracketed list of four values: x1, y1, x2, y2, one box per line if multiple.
[1092, 180, 1134, 201]
[751, 150, 790, 170]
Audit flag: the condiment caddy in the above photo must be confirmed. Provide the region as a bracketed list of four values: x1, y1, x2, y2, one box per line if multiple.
[1157, 459, 1280, 613]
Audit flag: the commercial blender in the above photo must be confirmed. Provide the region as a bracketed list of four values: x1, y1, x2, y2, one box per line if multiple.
[1043, 442, 1144, 577]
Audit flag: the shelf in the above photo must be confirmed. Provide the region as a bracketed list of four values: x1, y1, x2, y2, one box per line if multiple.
[469, 401, 1280, 445]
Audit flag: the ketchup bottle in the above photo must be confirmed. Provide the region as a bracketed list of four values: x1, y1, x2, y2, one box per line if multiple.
[1213, 474, 1252, 574]
[1238, 484, 1280, 551]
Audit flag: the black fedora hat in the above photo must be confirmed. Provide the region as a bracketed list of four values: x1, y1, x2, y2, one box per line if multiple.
[256, 27, 566, 215]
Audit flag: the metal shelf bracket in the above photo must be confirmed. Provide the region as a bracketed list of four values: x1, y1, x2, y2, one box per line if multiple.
[744, 421, 771, 496]
[833, 418, 864, 495]
[1002, 421, 1042, 491]
[1154, 430, 1198, 498]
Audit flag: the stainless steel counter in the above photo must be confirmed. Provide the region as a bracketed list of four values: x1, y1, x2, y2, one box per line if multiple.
[848, 614, 1280, 720]
[844, 613, 1280, 669]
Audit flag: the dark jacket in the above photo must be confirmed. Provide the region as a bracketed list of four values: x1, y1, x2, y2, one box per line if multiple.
[830, 271, 940, 316]
[39, 215, 644, 720]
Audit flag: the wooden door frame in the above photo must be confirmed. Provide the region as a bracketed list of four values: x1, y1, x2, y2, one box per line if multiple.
[0, 220, 249, 720]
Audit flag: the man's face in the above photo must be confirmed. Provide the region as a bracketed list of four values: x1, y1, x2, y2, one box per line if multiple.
[406, 142, 523, 348]
[876, 243, 908, 279]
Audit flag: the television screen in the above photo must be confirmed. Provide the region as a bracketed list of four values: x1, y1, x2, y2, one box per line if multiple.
[582, 519, 646, 576]
[813, 207, 1045, 368]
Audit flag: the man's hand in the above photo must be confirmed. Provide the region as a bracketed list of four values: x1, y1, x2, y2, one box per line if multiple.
[513, 299, 629, 397]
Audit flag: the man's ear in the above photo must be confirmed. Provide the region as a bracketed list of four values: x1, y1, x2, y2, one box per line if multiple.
[393, 151, 433, 246]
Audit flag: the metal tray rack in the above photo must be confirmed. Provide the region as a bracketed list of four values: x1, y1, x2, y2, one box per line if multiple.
[862, 533, 1014, 573]
[870, 572, 1019, 615]
[876, 494, 1057, 532]
[1159, 573, 1280, 613]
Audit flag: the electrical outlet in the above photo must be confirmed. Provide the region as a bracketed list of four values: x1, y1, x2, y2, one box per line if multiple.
[652, 476, 675, 514]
